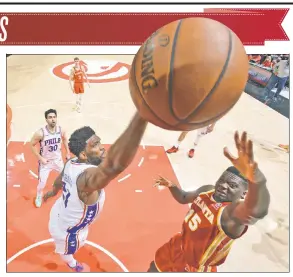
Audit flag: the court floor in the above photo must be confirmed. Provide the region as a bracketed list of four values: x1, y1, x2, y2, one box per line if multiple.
[7, 54, 289, 272]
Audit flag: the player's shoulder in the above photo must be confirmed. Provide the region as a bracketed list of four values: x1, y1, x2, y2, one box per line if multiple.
[197, 185, 215, 196]
[34, 127, 44, 137]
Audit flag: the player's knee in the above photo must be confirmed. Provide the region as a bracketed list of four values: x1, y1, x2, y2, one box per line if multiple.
[37, 181, 46, 189]
[147, 261, 159, 272]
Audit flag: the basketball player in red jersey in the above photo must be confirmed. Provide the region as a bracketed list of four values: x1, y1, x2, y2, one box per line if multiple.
[69, 57, 90, 113]
[149, 131, 270, 272]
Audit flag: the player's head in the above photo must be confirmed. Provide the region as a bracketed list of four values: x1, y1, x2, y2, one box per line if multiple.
[74, 57, 80, 66]
[68, 126, 106, 166]
[213, 166, 248, 203]
[45, 109, 57, 128]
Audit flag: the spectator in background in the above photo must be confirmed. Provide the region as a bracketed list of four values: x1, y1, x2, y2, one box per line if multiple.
[262, 56, 272, 68]
[259, 54, 268, 64]
[264, 55, 289, 101]
[271, 58, 277, 67]
[250, 54, 262, 63]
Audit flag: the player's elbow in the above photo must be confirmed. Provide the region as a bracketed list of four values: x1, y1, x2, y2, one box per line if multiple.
[178, 193, 192, 205]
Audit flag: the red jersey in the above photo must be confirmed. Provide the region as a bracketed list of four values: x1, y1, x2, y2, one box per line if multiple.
[73, 66, 84, 83]
[181, 189, 247, 271]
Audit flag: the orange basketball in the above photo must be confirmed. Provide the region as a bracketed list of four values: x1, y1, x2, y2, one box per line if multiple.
[129, 17, 249, 131]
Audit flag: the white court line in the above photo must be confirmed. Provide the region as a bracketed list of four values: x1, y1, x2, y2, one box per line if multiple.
[15, 153, 25, 163]
[7, 121, 14, 147]
[118, 174, 131, 183]
[6, 238, 129, 272]
[29, 170, 38, 179]
[138, 157, 144, 167]
[141, 140, 145, 150]
[13, 185, 20, 188]
[135, 190, 143, 193]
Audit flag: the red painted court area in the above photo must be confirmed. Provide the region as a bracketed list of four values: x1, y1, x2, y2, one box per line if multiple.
[7, 142, 188, 272]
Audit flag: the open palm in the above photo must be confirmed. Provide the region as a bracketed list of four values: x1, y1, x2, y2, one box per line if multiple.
[223, 131, 257, 183]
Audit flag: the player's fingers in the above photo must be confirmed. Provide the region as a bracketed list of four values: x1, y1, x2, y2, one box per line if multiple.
[247, 139, 254, 163]
[234, 131, 241, 151]
[240, 131, 247, 154]
[223, 147, 237, 163]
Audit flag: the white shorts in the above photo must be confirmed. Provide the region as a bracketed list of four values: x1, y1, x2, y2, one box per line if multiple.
[38, 158, 64, 184]
[48, 199, 88, 255]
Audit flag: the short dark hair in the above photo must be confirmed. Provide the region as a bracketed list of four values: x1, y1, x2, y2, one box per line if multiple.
[68, 126, 95, 157]
[74, 57, 79, 61]
[45, 109, 57, 119]
[226, 166, 248, 188]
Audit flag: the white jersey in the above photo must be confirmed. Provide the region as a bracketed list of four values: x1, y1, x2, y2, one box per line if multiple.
[55, 158, 105, 233]
[39, 125, 62, 161]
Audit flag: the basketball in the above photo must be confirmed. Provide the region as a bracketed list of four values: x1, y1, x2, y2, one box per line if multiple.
[129, 17, 249, 131]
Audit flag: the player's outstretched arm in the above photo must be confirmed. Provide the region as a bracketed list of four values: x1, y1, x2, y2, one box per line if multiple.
[78, 112, 148, 192]
[220, 131, 270, 238]
[154, 176, 214, 204]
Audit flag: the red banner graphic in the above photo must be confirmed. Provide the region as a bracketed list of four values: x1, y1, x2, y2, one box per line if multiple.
[0, 9, 289, 46]
[204, 8, 289, 45]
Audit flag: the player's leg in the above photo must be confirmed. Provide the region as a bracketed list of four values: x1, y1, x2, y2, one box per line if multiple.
[53, 159, 64, 174]
[76, 84, 84, 113]
[166, 131, 189, 154]
[36, 164, 51, 207]
[188, 127, 207, 158]
[150, 233, 185, 272]
[72, 83, 80, 110]
[49, 205, 85, 272]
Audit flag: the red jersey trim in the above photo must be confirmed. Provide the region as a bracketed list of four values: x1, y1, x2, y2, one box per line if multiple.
[198, 189, 215, 197]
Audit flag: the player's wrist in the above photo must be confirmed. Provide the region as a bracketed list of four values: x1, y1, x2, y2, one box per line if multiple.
[249, 167, 267, 186]
[168, 183, 177, 188]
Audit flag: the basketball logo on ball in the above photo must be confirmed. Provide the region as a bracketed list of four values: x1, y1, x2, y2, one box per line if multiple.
[129, 17, 249, 131]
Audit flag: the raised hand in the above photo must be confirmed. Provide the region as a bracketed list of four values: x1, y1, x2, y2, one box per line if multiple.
[223, 131, 257, 183]
[153, 175, 175, 188]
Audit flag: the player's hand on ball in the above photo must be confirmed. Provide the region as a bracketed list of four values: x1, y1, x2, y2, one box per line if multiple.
[153, 175, 175, 188]
[223, 131, 258, 183]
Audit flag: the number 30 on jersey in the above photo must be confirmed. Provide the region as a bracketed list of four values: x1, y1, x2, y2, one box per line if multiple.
[184, 209, 202, 231]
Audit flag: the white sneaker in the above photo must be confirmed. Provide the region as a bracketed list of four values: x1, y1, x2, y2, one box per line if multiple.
[35, 195, 42, 208]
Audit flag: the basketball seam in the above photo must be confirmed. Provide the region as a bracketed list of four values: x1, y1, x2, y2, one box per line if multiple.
[173, 101, 237, 128]
[132, 54, 177, 129]
[180, 29, 233, 124]
[168, 19, 183, 122]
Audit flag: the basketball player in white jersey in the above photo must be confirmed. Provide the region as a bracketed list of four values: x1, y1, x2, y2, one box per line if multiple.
[69, 57, 90, 113]
[43, 111, 148, 272]
[166, 123, 216, 158]
[30, 109, 71, 208]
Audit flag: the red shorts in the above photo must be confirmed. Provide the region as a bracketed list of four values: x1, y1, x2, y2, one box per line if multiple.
[74, 82, 84, 94]
[154, 233, 217, 272]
